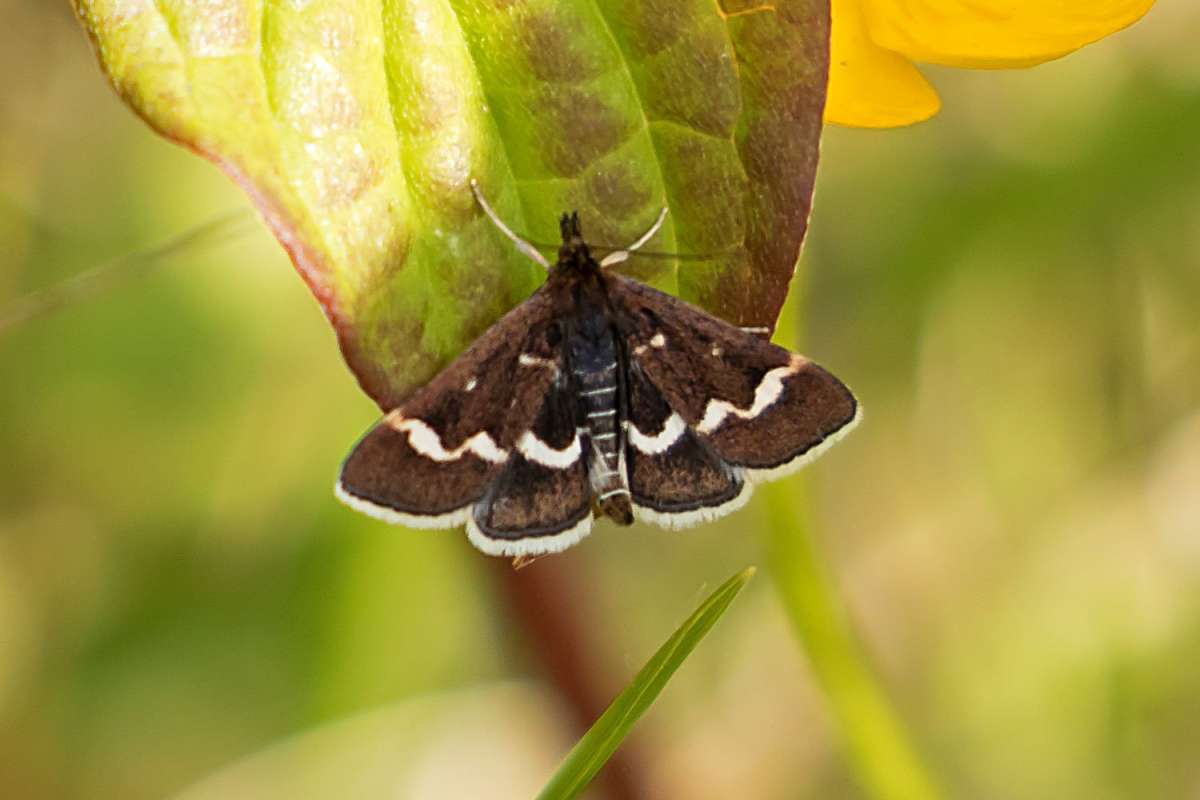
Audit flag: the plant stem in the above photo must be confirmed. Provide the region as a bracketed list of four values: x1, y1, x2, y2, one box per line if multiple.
[0, 210, 254, 334]
[763, 478, 941, 800]
[489, 554, 649, 800]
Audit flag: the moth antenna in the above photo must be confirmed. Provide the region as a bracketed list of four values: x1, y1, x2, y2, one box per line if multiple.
[470, 179, 551, 270]
[598, 206, 669, 268]
[592, 248, 726, 263]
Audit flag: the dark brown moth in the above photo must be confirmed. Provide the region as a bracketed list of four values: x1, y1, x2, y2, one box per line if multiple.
[336, 182, 860, 558]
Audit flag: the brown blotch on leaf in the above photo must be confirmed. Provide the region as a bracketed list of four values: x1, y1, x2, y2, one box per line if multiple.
[536, 89, 632, 177]
[657, 135, 746, 247]
[649, 42, 741, 138]
[612, 0, 688, 59]
[521, 11, 605, 84]
[585, 164, 654, 222]
[741, 112, 815, 254]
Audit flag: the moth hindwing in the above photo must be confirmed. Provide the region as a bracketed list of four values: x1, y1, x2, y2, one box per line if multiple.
[336, 197, 860, 559]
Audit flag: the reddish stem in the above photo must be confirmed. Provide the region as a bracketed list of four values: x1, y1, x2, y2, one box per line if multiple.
[489, 552, 649, 800]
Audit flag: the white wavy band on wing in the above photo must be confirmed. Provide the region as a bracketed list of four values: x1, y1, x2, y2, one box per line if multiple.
[695, 354, 804, 435]
[625, 413, 687, 455]
[517, 353, 560, 376]
[516, 430, 582, 469]
[386, 414, 508, 464]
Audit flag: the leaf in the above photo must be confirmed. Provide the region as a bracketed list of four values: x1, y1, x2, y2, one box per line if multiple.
[536, 566, 755, 800]
[73, 1, 828, 409]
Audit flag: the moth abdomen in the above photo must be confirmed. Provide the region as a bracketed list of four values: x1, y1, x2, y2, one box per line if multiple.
[597, 488, 634, 525]
[566, 312, 633, 525]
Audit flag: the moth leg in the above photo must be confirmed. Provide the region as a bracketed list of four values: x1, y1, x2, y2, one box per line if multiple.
[598, 207, 669, 268]
[469, 179, 551, 270]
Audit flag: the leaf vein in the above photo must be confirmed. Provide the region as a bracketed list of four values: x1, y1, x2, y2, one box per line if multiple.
[587, 0, 680, 290]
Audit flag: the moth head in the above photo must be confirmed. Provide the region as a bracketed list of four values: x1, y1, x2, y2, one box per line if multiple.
[556, 211, 594, 270]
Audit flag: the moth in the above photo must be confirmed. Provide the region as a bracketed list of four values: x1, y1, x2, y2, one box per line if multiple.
[336, 182, 860, 558]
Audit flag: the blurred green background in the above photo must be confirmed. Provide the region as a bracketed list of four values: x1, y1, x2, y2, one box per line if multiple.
[3, 3, 1199, 798]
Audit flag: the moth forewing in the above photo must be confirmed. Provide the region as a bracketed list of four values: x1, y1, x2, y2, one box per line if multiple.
[606, 272, 859, 473]
[336, 286, 567, 538]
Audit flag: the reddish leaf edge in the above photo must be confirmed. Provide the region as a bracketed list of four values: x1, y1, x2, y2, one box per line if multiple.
[71, 18, 384, 404]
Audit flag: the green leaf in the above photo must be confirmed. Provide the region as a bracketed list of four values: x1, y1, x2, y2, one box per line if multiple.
[73, 1, 828, 408]
[537, 566, 755, 800]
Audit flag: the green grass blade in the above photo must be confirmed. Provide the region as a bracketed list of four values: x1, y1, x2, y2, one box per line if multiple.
[537, 566, 756, 800]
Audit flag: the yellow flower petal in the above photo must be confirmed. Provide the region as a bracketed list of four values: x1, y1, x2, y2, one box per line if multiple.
[827, 0, 942, 127]
[862, 0, 1157, 69]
